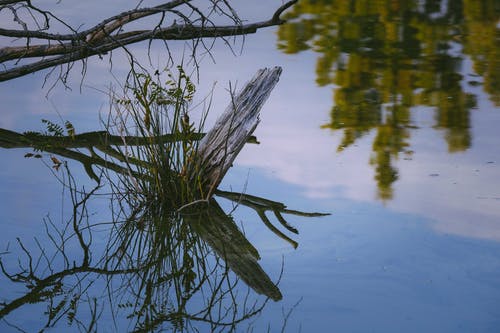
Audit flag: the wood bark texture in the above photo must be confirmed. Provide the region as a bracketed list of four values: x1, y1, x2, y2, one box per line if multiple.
[195, 66, 282, 197]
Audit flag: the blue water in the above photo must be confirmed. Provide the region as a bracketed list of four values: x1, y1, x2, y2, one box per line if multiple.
[1, 1, 500, 331]
[219, 167, 500, 332]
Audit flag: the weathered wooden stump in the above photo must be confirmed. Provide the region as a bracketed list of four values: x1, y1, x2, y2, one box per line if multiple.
[195, 66, 282, 197]
[183, 67, 284, 301]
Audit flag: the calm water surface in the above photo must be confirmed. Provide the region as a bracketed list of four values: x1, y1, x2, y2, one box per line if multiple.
[1, 1, 500, 332]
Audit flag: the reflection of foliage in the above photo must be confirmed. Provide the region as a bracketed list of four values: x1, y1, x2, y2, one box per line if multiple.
[462, 0, 500, 106]
[276, 0, 496, 200]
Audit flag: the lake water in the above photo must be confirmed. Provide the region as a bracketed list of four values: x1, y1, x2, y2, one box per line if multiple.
[1, 1, 500, 332]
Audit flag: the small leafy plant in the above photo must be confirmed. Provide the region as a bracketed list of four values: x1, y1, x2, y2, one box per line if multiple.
[23, 119, 76, 170]
[111, 66, 208, 220]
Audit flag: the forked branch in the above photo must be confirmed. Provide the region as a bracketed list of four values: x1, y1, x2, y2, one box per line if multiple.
[0, 0, 298, 82]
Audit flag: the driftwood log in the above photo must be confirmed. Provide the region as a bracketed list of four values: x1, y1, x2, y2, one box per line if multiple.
[194, 66, 282, 197]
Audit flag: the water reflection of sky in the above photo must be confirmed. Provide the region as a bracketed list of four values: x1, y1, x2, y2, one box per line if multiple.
[221, 166, 500, 332]
[212, 29, 500, 242]
[1, 1, 500, 331]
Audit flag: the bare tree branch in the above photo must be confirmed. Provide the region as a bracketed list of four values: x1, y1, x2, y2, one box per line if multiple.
[0, 0, 297, 82]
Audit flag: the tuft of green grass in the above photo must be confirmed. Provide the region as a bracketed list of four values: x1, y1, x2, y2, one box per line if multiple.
[110, 66, 208, 220]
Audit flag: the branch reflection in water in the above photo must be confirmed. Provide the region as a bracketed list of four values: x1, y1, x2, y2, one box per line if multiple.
[0, 67, 328, 332]
[1, 167, 325, 331]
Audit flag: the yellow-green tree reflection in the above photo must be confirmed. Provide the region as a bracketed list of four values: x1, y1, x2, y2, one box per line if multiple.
[277, 0, 498, 200]
[463, 0, 500, 105]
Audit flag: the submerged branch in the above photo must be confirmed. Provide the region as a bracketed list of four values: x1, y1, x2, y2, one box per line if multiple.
[216, 189, 330, 248]
[0, 128, 204, 149]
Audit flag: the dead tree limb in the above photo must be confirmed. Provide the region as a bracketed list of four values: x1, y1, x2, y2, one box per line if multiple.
[0, 1, 297, 82]
[0, 128, 204, 149]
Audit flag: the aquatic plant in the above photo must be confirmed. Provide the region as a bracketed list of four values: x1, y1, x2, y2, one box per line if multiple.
[108, 66, 209, 220]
